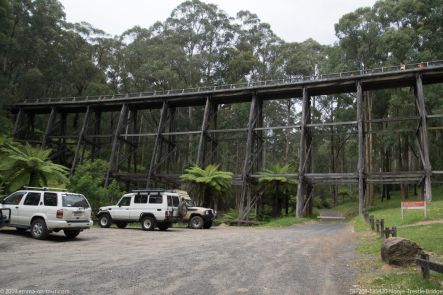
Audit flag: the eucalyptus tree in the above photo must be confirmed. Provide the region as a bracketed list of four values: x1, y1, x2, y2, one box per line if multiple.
[162, 0, 235, 86]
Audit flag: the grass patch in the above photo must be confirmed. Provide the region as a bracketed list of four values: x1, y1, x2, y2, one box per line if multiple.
[342, 186, 443, 292]
[366, 271, 443, 294]
[399, 224, 443, 255]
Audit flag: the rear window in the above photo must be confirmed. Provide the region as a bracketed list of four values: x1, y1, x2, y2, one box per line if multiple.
[44, 192, 58, 206]
[149, 195, 163, 204]
[167, 195, 180, 207]
[62, 194, 90, 208]
[134, 194, 148, 204]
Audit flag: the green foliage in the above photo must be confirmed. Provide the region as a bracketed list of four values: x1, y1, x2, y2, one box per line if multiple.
[258, 164, 297, 218]
[0, 143, 68, 193]
[68, 160, 124, 209]
[349, 186, 443, 292]
[399, 224, 443, 255]
[180, 164, 233, 206]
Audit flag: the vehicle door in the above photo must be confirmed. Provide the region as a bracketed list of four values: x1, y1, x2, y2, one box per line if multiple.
[130, 194, 148, 221]
[1, 191, 27, 225]
[167, 195, 180, 218]
[20, 192, 42, 226]
[147, 194, 163, 218]
[43, 192, 58, 221]
[112, 196, 131, 220]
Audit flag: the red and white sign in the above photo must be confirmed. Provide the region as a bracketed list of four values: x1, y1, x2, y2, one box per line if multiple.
[401, 201, 427, 220]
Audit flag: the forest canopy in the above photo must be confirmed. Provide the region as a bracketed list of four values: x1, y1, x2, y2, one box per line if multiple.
[1, 0, 441, 107]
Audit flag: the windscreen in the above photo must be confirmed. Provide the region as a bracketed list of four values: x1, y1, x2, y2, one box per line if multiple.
[62, 194, 90, 208]
[184, 198, 194, 207]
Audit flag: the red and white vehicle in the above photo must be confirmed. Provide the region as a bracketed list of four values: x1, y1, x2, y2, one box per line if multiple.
[0, 187, 93, 239]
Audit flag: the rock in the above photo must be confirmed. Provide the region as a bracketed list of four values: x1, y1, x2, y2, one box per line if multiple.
[381, 237, 423, 266]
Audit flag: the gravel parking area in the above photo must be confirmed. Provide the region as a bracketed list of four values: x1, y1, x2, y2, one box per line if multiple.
[0, 222, 356, 295]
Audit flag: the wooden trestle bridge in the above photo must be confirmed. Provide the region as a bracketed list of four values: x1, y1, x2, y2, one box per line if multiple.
[8, 62, 443, 219]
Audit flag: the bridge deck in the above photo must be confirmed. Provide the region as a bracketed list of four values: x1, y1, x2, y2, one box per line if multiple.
[9, 65, 443, 114]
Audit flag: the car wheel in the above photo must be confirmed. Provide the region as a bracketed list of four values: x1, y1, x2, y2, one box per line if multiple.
[98, 214, 112, 228]
[30, 218, 49, 240]
[157, 222, 170, 231]
[203, 220, 213, 229]
[64, 229, 81, 239]
[190, 216, 204, 229]
[115, 222, 128, 229]
[141, 216, 156, 231]
[15, 227, 27, 233]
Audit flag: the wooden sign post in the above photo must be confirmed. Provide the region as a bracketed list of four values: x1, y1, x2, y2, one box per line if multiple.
[401, 201, 427, 220]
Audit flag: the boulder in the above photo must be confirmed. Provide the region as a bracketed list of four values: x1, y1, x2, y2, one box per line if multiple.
[381, 237, 422, 266]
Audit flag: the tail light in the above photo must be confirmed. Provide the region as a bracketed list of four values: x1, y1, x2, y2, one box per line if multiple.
[56, 209, 63, 219]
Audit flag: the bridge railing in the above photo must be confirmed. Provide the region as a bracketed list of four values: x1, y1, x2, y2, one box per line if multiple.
[20, 60, 443, 105]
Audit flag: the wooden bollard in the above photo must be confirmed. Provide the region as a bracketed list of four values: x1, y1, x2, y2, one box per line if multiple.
[420, 253, 430, 280]
[384, 227, 390, 239]
[375, 220, 380, 233]
[392, 226, 397, 237]
[380, 219, 385, 238]
[363, 211, 369, 223]
[369, 216, 374, 230]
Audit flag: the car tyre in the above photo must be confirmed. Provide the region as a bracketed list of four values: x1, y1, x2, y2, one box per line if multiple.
[203, 220, 213, 229]
[157, 222, 170, 231]
[141, 216, 156, 231]
[115, 222, 128, 229]
[30, 218, 49, 240]
[190, 216, 204, 229]
[98, 214, 112, 228]
[64, 229, 81, 239]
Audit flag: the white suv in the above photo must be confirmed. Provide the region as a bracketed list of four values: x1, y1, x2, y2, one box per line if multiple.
[96, 189, 181, 231]
[0, 187, 93, 240]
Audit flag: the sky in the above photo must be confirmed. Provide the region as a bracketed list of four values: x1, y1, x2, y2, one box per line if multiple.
[58, 0, 377, 45]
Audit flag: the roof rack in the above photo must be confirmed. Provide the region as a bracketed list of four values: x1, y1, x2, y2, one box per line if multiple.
[22, 186, 68, 192]
[132, 188, 166, 193]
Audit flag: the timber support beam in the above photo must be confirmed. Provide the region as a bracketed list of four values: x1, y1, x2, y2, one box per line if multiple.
[71, 106, 91, 174]
[41, 107, 57, 150]
[105, 104, 129, 187]
[197, 96, 218, 167]
[146, 101, 174, 188]
[357, 81, 366, 214]
[415, 74, 432, 201]
[239, 93, 263, 220]
[296, 88, 312, 217]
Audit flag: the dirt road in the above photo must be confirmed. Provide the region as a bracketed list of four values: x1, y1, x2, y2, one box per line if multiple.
[0, 223, 356, 295]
